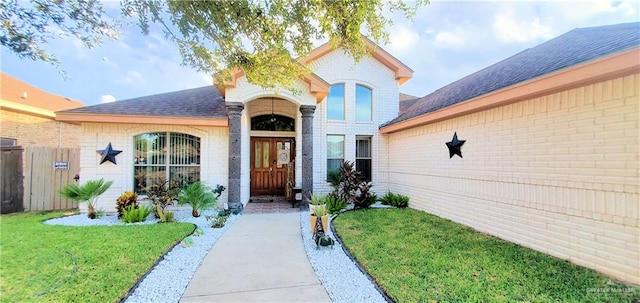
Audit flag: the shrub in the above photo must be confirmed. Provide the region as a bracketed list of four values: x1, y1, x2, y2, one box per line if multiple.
[379, 192, 410, 208]
[116, 191, 138, 219]
[177, 181, 217, 217]
[325, 194, 348, 214]
[206, 214, 229, 228]
[144, 178, 180, 220]
[121, 204, 153, 223]
[353, 182, 377, 210]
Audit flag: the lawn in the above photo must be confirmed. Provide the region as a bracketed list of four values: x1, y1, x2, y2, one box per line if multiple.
[0, 211, 194, 302]
[333, 208, 639, 303]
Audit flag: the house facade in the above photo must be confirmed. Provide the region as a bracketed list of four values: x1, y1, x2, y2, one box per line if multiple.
[57, 22, 639, 284]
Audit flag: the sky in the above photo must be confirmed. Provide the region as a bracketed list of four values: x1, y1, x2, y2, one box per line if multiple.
[1, 1, 639, 106]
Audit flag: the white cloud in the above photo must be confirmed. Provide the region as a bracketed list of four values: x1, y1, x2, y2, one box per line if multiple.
[100, 94, 116, 103]
[493, 7, 554, 43]
[388, 24, 421, 54]
[435, 30, 466, 49]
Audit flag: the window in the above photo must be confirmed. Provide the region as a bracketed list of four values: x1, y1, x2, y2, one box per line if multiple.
[1, 137, 17, 147]
[327, 84, 344, 120]
[251, 114, 295, 131]
[356, 85, 372, 121]
[327, 135, 344, 177]
[356, 136, 372, 182]
[133, 132, 200, 193]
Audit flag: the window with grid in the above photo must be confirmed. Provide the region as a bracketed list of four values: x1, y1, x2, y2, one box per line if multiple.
[356, 85, 372, 121]
[133, 132, 201, 193]
[327, 84, 345, 120]
[327, 135, 344, 178]
[356, 136, 372, 182]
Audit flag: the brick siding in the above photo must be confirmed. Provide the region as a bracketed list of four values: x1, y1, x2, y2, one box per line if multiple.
[386, 74, 640, 284]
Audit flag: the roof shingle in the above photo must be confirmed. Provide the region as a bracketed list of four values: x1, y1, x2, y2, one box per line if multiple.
[60, 86, 227, 118]
[383, 22, 640, 127]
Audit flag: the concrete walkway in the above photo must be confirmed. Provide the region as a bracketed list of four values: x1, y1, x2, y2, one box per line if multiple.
[180, 212, 331, 302]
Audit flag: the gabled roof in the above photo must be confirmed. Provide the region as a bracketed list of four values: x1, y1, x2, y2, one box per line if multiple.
[219, 36, 413, 101]
[1, 72, 84, 117]
[301, 36, 413, 85]
[382, 22, 640, 130]
[57, 86, 228, 126]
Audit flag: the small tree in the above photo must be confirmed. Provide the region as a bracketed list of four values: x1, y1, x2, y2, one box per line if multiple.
[59, 179, 113, 219]
[177, 181, 216, 217]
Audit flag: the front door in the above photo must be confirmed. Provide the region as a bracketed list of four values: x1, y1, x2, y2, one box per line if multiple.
[250, 138, 295, 196]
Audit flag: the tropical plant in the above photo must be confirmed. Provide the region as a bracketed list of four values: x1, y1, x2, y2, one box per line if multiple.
[144, 177, 180, 220]
[353, 182, 377, 210]
[121, 204, 153, 223]
[313, 203, 328, 217]
[177, 181, 216, 217]
[337, 160, 362, 204]
[58, 178, 113, 219]
[379, 192, 410, 208]
[115, 191, 138, 219]
[327, 169, 342, 190]
[309, 193, 325, 206]
[206, 214, 229, 228]
[325, 194, 348, 215]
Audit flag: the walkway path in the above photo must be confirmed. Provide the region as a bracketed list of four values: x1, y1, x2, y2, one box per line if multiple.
[180, 212, 331, 302]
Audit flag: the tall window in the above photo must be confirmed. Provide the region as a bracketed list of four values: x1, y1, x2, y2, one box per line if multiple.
[327, 135, 344, 177]
[356, 136, 372, 182]
[133, 132, 201, 193]
[356, 85, 372, 121]
[327, 84, 345, 120]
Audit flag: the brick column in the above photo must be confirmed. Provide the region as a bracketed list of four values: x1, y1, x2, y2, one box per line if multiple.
[226, 102, 244, 211]
[300, 105, 316, 209]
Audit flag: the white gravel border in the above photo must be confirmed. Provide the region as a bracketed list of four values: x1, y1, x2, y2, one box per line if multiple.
[44, 204, 392, 303]
[300, 209, 389, 303]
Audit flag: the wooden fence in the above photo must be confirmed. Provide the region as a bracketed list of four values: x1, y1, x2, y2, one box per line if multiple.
[1, 147, 24, 214]
[23, 147, 80, 211]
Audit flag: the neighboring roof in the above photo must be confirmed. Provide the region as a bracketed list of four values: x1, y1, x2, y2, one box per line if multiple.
[399, 96, 420, 114]
[399, 93, 418, 101]
[57, 86, 228, 126]
[0, 72, 84, 116]
[383, 22, 640, 128]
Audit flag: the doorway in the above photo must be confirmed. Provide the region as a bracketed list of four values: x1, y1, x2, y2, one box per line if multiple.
[250, 137, 295, 196]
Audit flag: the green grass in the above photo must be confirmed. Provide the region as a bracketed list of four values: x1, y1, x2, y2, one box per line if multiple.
[333, 208, 640, 303]
[0, 211, 194, 302]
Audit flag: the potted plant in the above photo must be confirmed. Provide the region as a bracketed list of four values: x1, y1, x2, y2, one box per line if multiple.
[177, 181, 216, 217]
[58, 178, 113, 219]
[310, 201, 328, 234]
[308, 193, 326, 215]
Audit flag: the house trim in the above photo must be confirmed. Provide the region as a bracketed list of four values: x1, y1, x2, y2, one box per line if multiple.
[55, 113, 228, 127]
[380, 47, 640, 134]
[1, 100, 56, 118]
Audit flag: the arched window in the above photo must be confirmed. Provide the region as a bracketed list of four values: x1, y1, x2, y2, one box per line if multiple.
[251, 115, 295, 131]
[356, 84, 372, 121]
[133, 132, 200, 193]
[327, 84, 345, 120]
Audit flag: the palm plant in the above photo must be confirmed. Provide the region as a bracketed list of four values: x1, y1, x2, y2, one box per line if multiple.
[177, 181, 216, 217]
[59, 179, 113, 219]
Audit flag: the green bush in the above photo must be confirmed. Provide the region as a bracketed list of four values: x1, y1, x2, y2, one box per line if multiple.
[378, 192, 410, 208]
[177, 181, 216, 217]
[121, 205, 153, 223]
[206, 214, 229, 228]
[116, 191, 139, 219]
[325, 194, 348, 214]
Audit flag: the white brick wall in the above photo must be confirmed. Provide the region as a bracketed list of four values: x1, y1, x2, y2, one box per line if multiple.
[78, 123, 228, 212]
[309, 49, 400, 195]
[385, 74, 640, 284]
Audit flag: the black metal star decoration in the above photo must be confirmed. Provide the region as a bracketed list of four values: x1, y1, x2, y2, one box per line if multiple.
[97, 142, 122, 165]
[446, 132, 466, 158]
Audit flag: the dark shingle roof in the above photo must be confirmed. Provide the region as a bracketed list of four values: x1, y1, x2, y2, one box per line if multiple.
[60, 86, 227, 118]
[384, 22, 640, 127]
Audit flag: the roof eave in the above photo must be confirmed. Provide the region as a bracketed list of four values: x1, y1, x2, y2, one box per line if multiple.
[55, 112, 229, 127]
[380, 47, 640, 134]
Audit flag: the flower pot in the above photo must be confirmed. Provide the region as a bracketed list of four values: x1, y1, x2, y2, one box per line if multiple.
[309, 214, 329, 234]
